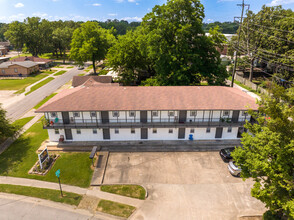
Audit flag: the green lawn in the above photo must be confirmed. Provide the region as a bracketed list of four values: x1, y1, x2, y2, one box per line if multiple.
[0, 72, 50, 93]
[0, 119, 94, 188]
[12, 116, 35, 128]
[97, 200, 136, 218]
[66, 66, 74, 69]
[228, 76, 261, 96]
[34, 93, 57, 109]
[53, 70, 67, 76]
[101, 185, 146, 200]
[0, 184, 82, 206]
[25, 77, 54, 96]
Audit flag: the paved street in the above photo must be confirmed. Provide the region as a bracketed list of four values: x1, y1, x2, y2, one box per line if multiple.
[0, 194, 107, 220]
[104, 152, 266, 220]
[5, 67, 83, 121]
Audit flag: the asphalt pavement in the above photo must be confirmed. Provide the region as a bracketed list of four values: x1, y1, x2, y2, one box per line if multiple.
[5, 67, 82, 121]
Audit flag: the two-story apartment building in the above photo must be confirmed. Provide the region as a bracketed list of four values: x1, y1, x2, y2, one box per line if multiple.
[36, 86, 258, 142]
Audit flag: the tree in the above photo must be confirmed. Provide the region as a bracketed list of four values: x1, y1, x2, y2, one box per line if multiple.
[52, 27, 74, 64]
[4, 21, 26, 53]
[232, 84, 294, 219]
[0, 106, 18, 142]
[0, 23, 8, 41]
[106, 28, 154, 85]
[70, 21, 115, 74]
[140, 0, 227, 86]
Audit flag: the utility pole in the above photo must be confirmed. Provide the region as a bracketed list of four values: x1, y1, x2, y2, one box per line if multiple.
[231, 0, 250, 87]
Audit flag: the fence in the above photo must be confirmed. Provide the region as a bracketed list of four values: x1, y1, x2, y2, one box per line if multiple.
[234, 72, 269, 95]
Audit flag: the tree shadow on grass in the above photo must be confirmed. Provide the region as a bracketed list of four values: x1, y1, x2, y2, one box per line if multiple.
[0, 136, 33, 176]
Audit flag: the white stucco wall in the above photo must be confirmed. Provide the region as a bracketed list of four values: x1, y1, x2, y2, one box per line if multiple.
[47, 126, 240, 142]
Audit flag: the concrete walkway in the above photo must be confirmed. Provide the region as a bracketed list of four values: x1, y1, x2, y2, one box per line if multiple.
[227, 79, 261, 100]
[0, 176, 144, 208]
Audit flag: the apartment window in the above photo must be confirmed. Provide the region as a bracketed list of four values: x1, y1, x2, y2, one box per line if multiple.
[14, 68, 18, 73]
[73, 112, 80, 117]
[50, 112, 57, 117]
[190, 128, 195, 133]
[54, 129, 59, 134]
[1, 69, 5, 74]
[242, 111, 248, 116]
[223, 111, 230, 116]
[91, 112, 97, 117]
[206, 128, 211, 133]
[152, 111, 158, 117]
[129, 111, 136, 117]
[228, 127, 232, 133]
[190, 111, 197, 117]
[76, 129, 81, 134]
[153, 128, 157, 134]
[168, 111, 175, 117]
[113, 111, 119, 117]
[131, 128, 135, 134]
[115, 128, 119, 134]
[169, 129, 173, 134]
[93, 129, 97, 134]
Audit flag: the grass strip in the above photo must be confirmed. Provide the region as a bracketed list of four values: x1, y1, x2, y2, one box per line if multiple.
[34, 93, 57, 109]
[97, 199, 136, 218]
[25, 77, 54, 96]
[66, 66, 74, 69]
[101, 185, 146, 200]
[0, 184, 82, 206]
[12, 116, 34, 129]
[54, 70, 67, 76]
[228, 76, 261, 96]
[0, 119, 93, 188]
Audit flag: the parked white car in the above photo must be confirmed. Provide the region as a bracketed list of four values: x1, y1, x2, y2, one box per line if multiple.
[228, 161, 241, 177]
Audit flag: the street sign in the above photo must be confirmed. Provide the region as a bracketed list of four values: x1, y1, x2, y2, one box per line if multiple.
[55, 169, 60, 178]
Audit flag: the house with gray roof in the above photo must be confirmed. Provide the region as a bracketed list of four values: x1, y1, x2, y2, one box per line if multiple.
[0, 61, 39, 77]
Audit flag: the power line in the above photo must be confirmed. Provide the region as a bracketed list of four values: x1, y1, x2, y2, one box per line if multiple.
[250, 23, 294, 34]
[247, 26, 294, 44]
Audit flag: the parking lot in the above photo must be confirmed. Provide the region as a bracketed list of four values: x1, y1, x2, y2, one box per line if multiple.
[104, 152, 266, 220]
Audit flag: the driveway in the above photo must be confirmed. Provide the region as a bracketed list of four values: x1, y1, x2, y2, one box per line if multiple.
[104, 152, 266, 220]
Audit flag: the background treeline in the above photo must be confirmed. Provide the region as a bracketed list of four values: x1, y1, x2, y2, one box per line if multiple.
[203, 21, 239, 34]
[228, 5, 294, 85]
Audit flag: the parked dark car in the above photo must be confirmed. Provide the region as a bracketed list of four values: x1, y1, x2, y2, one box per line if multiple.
[219, 147, 236, 162]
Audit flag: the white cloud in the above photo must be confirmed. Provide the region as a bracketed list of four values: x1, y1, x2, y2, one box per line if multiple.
[267, 0, 294, 6]
[207, 18, 214, 22]
[116, 0, 124, 2]
[32, 12, 48, 18]
[120, 16, 142, 21]
[14, 3, 24, 8]
[0, 13, 26, 22]
[108, 13, 118, 16]
[93, 3, 101, 6]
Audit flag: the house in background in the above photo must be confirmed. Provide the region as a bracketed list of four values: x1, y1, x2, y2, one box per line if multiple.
[36, 86, 258, 144]
[72, 75, 119, 87]
[0, 41, 10, 52]
[0, 61, 39, 77]
[12, 56, 53, 69]
[0, 46, 8, 56]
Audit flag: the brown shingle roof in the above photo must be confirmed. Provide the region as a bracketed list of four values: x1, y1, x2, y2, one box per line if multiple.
[12, 56, 53, 63]
[36, 86, 258, 112]
[72, 76, 113, 87]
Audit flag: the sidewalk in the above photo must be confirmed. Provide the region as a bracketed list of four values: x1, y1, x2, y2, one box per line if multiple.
[226, 79, 261, 100]
[0, 176, 145, 208]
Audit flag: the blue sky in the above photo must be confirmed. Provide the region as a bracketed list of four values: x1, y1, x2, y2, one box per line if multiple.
[0, 0, 293, 23]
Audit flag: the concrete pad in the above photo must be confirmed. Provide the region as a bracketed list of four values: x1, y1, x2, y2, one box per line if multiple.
[91, 151, 109, 186]
[78, 195, 100, 213]
[104, 152, 266, 220]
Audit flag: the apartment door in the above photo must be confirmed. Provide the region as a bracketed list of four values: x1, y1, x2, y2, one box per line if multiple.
[140, 111, 147, 123]
[62, 112, 70, 124]
[64, 129, 73, 140]
[141, 128, 148, 139]
[232, 110, 240, 123]
[101, 111, 109, 123]
[178, 128, 185, 139]
[215, 127, 223, 138]
[179, 111, 187, 123]
[103, 129, 110, 140]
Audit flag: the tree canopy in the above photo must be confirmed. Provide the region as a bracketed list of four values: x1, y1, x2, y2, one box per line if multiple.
[232, 84, 294, 219]
[0, 106, 18, 142]
[107, 0, 228, 86]
[70, 21, 115, 74]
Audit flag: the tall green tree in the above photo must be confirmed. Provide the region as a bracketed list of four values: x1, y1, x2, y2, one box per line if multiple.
[70, 21, 115, 74]
[232, 85, 294, 219]
[4, 21, 26, 53]
[0, 23, 8, 41]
